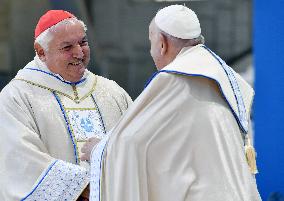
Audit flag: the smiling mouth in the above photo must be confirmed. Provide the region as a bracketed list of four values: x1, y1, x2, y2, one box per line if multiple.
[69, 60, 84, 66]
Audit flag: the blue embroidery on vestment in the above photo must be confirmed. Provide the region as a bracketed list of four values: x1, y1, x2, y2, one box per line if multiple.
[202, 46, 248, 133]
[53, 92, 79, 164]
[90, 135, 110, 201]
[21, 160, 89, 201]
[68, 109, 106, 140]
[81, 118, 94, 132]
[91, 94, 106, 134]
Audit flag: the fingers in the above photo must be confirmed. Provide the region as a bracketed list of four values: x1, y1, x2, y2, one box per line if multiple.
[81, 144, 88, 153]
[80, 137, 101, 161]
[90, 137, 101, 144]
[80, 153, 88, 161]
[81, 137, 98, 153]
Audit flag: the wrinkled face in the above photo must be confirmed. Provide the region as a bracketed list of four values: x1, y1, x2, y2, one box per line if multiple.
[149, 21, 164, 70]
[43, 21, 90, 82]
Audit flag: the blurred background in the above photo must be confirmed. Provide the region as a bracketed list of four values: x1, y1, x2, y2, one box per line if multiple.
[0, 0, 253, 98]
[0, 0, 283, 200]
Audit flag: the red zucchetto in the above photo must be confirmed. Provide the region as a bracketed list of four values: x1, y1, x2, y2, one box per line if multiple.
[34, 10, 75, 39]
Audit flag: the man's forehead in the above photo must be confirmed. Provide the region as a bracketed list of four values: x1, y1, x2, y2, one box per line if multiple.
[58, 34, 87, 45]
[51, 22, 86, 40]
[51, 20, 82, 33]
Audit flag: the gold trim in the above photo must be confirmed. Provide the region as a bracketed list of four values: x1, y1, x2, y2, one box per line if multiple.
[80, 77, 97, 102]
[72, 85, 80, 103]
[13, 75, 97, 103]
[14, 78, 74, 100]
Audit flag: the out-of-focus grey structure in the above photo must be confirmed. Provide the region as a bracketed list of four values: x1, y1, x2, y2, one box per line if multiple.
[0, 0, 252, 98]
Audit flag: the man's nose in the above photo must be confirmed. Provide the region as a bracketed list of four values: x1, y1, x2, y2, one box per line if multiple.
[73, 44, 84, 58]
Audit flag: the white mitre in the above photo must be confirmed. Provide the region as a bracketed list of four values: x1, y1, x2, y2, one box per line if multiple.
[155, 5, 201, 39]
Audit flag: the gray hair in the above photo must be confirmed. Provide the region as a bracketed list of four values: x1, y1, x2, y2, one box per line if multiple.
[35, 17, 87, 51]
[159, 28, 205, 48]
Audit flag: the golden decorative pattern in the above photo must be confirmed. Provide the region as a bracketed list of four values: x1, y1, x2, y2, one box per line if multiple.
[13, 77, 97, 104]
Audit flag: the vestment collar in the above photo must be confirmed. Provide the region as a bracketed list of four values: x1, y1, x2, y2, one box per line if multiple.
[147, 44, 254, 133]
[14, 56, 97, 101]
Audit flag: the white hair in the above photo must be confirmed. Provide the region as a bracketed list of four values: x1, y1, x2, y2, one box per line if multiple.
[159, 27, 205, 47]
[35, 17, 87, 51]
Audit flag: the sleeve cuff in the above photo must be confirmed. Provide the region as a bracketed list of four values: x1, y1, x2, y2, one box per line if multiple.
[22, 160, 90, 201]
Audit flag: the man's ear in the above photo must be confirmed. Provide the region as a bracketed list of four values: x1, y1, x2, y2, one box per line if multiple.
[34, 43, 46, 61]
[159, 33, 168, 56]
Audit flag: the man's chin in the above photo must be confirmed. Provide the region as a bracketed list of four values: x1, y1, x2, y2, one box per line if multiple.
[67, 71, 85, 83]
[76, 70, 85, 81]
[75, 65, 86, 74]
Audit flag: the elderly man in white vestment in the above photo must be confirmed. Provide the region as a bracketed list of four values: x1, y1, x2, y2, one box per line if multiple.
[83, 5, 262, 201]
[0, 10, 132, 201]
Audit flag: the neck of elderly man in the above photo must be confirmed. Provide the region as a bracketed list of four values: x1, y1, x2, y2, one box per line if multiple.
[34, 17, 90, 83]
[150, 20, 204, 70]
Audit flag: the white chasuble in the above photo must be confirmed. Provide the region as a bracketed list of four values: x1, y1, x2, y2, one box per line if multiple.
[90, 45, 261, 201]
[0, 57, 132, 201]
